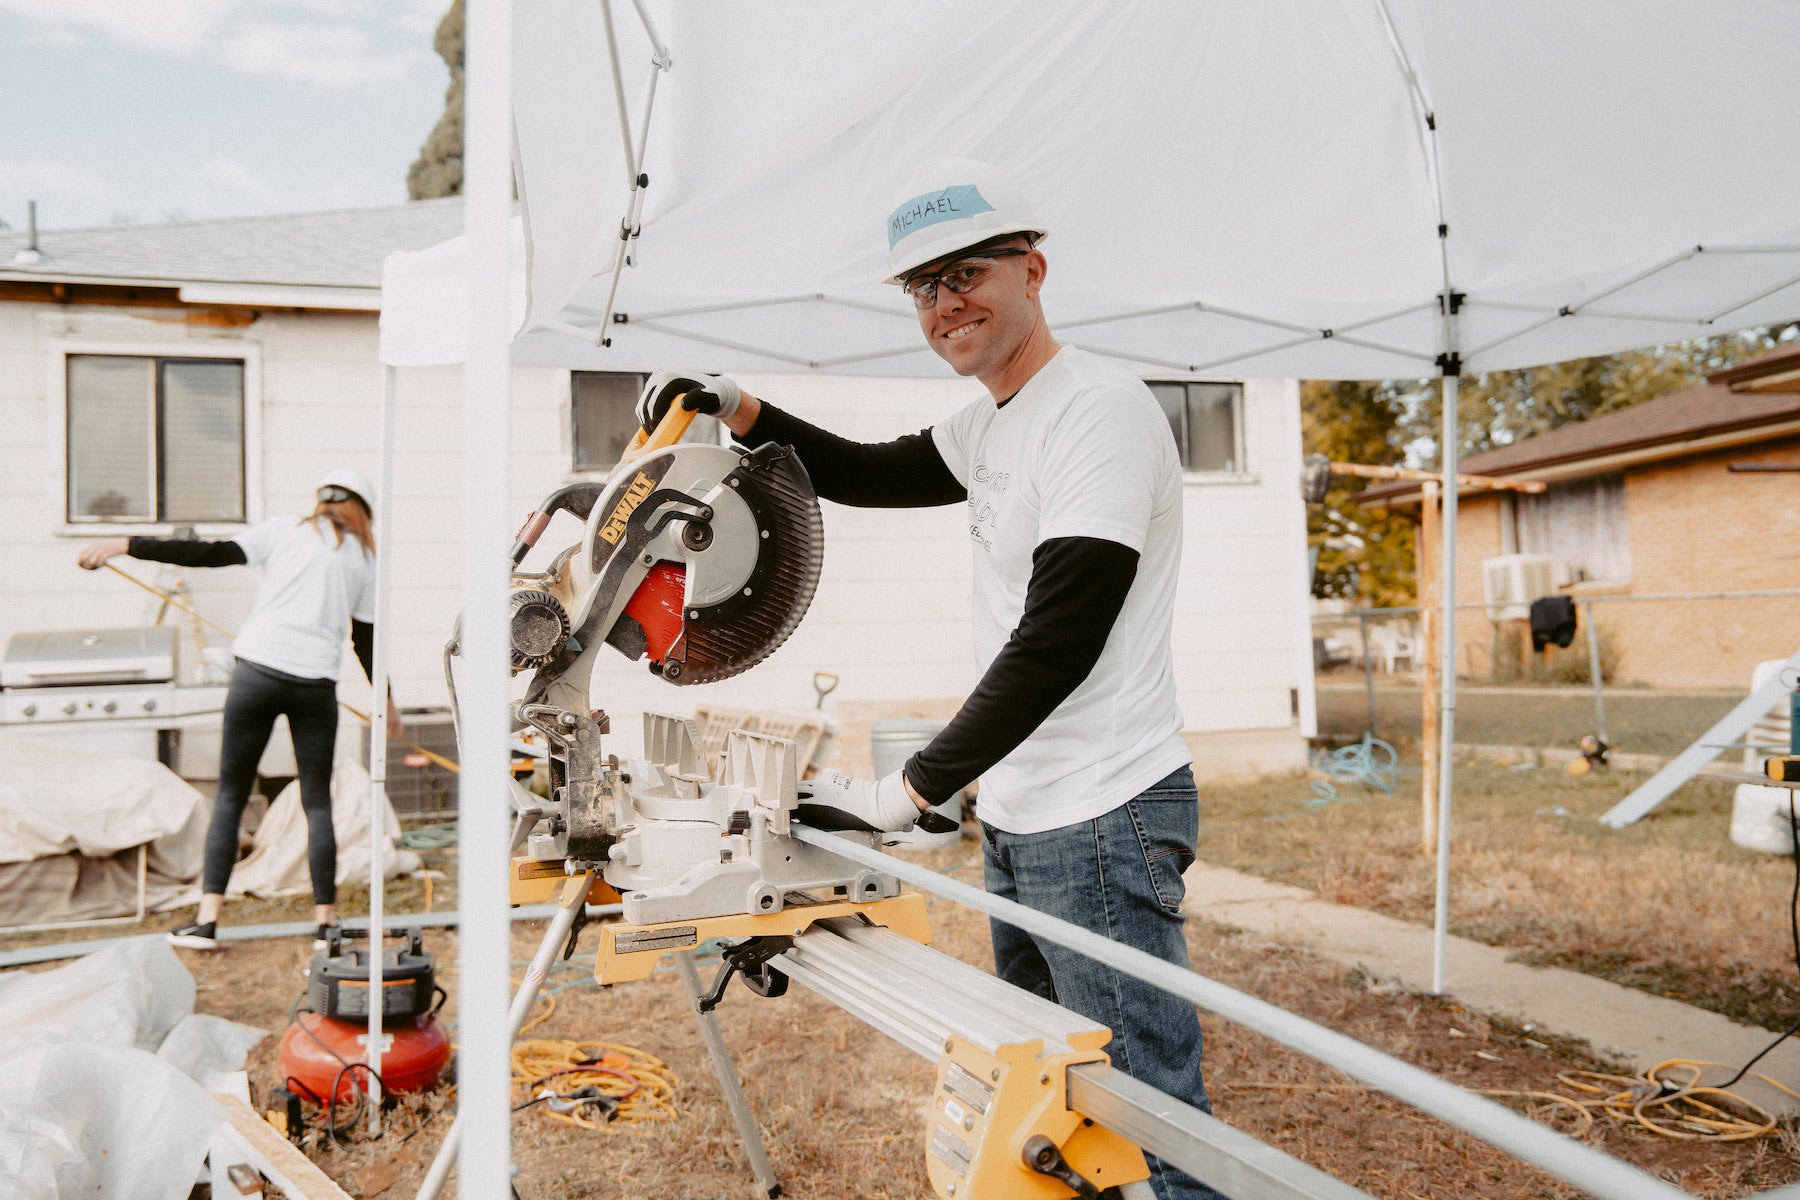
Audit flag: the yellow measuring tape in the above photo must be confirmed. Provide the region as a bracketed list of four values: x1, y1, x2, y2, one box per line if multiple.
[103, 561, 461, 773]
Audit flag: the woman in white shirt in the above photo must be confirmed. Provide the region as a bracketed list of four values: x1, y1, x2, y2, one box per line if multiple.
[78, 468, 393, 951]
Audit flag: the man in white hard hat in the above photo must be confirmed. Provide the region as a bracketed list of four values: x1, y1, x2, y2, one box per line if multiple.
[638, 159, 1222, 1200]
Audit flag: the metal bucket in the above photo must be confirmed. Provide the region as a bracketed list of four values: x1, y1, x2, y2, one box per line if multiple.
[870, 719, 960, 848]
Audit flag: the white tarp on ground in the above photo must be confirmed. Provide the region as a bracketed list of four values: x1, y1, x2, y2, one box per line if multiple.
[0, 733, 421, 921]
[0, 734, 207, 925]
[221, 756, 422, 899]
[0, 939, 265, 1200]
[381, 0, 1800, 378]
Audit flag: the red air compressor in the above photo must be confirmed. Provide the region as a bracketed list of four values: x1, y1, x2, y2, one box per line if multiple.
[279, 927, 451, 1105]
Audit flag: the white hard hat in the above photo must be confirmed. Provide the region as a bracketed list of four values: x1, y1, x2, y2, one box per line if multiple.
[316, 467, 374, 512]
[883, 157, 1048, 284]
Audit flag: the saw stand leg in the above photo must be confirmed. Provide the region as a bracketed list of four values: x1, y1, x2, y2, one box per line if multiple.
[416, 874, 594, 1200]
[674, 950, 783, 1198]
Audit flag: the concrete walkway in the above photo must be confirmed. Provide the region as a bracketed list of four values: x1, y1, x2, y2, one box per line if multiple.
[1183, 861, 1800, 1117]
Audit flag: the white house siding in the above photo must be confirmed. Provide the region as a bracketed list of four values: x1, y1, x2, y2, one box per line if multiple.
[0, 299, 1311, 782]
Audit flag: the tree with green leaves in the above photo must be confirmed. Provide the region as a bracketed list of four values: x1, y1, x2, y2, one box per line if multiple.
[1302, 379, 1418, 607]
[408, 0, 464, 200]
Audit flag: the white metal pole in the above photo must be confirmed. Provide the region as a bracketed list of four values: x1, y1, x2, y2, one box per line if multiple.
[1431, 365, 1459, 995]
[459, 0, 514, 1194]
[364, 363, 398, 1133]
[1289, 381, 1319, 739]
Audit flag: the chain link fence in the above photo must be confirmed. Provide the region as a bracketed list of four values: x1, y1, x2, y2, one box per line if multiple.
[1312, 589, 1800, 757]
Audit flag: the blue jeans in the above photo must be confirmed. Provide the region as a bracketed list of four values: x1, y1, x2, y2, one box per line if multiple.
[982, 765, 1226, 1200]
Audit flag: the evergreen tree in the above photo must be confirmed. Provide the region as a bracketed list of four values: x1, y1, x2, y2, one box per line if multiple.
[407, 0, 464, 200]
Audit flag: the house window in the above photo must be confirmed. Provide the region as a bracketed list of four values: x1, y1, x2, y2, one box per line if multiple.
[572, 371, 723, 470]
[1516, 473, 1630, 583]
[1148, 381, 1244, 473]
[66, 355, 245, 524]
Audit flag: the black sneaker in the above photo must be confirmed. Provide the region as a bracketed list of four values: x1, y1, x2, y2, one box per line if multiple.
[312, 923, 340, 952]
[168, 921, 219, 950]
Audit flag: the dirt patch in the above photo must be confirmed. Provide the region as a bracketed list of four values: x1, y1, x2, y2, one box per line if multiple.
[83, 847, 1787, 1198]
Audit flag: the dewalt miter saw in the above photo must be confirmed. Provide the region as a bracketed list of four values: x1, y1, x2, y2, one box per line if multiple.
[425, 403, 1155, 1200]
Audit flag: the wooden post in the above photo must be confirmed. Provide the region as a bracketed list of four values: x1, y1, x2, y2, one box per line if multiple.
[1419, 482, 1440, 855]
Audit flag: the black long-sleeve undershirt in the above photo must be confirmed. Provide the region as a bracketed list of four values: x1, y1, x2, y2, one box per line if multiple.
[124, 535, 377, 683]
[740, 402, 965, 508]
[128, 535, 247, 568]
[903, 535, 1139, 805]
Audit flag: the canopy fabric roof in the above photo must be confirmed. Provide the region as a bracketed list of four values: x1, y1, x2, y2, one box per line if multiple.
[382, 0, 1800, 379]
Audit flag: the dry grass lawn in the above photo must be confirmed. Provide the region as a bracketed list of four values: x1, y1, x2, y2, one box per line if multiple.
[1203, 757, 1800, 1031]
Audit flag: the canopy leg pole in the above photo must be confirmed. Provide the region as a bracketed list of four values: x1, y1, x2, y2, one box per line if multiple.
[456, 0, 516, 1191]
[364, 362, 398, 1133]
[1432, 370, 1460, 996]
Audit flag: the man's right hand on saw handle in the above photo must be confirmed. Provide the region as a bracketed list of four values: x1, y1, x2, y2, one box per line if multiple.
[636, 370, 760, 438]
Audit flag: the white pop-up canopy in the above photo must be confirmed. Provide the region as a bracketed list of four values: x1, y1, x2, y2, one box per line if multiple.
[383, 2, 1800, 1192]
[384, 0, 1800, 379]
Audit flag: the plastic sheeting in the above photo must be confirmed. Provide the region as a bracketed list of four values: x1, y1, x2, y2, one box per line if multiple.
[220, 755, 422, 899]
[0, 939, 266, 1200]
[0, 733, 207, 925]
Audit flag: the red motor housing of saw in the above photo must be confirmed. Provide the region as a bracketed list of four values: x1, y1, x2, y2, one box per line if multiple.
[623, 561, 687, 670]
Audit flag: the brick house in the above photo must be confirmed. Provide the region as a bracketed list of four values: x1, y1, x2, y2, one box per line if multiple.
[1364, 345, 1800, 688]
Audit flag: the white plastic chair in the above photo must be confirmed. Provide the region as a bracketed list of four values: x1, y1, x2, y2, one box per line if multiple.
[1368, 623, 1418, 672]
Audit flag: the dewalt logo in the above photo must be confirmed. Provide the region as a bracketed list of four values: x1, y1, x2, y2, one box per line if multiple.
[599, 472, 656, 545]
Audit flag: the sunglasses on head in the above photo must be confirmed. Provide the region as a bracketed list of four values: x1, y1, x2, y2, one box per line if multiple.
[901, 246, 1032, 310]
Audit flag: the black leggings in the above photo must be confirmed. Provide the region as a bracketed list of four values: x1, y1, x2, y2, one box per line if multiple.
[203, 659, 340, 905]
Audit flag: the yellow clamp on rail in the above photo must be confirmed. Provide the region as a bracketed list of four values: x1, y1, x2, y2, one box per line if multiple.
[620, 390, 700, 465]
[509, 857, 623, 907]
[593, 892, 931, 985]
[1766, 756, 1800, 783]
[928, 1031, 1147, 1200]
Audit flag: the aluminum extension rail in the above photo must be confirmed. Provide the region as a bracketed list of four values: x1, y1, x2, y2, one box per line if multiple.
[774, 915, 1368, 1200]
[790, 825, 1694, 1200]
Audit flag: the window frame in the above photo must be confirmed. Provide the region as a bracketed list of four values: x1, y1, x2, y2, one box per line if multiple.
[1145, 378, 1251, 482]
[51, 337, 263, 536]
[568, 369, 725, 475]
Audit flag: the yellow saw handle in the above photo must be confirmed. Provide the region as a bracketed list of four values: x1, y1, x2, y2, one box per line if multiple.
[622, 390, 700, 464]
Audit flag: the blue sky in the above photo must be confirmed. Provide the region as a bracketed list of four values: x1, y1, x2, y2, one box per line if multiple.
[0, 0, 449, 231]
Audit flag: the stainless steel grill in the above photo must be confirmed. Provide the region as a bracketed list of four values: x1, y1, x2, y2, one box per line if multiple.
[0, 627, 225, 760]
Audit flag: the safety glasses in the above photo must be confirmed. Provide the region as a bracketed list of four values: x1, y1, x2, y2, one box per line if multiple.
[901, 247, 1031, 310]
[316, 485, 363, 506]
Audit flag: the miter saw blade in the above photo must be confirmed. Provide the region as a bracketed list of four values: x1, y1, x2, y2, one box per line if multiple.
[584, 441, 822, 685]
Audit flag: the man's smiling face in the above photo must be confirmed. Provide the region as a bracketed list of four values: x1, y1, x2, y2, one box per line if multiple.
[908, 237, 1045, 384]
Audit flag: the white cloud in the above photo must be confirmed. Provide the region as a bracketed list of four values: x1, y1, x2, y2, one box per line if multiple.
[0, 0, 234, 55]
[393, 0, 451, 36]
[188, 157, 374, 217]
[0, 0, 432, 88]
[224, 21, 426, 87]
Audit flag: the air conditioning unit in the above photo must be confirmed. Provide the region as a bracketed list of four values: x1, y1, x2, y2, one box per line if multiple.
[1481, 554, 1554, 621]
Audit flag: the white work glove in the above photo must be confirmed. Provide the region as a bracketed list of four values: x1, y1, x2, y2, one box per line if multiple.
[795, 769, 921, 833]
[635, 370, 742, 433]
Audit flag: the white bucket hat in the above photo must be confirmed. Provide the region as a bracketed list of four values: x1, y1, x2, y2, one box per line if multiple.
[883, 157, 1048, 284]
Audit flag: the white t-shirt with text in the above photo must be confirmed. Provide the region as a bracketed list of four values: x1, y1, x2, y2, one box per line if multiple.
[931, 346, 1189, 834]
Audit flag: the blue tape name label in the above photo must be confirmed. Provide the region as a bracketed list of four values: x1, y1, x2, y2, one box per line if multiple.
[888, 185, 993, 249]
